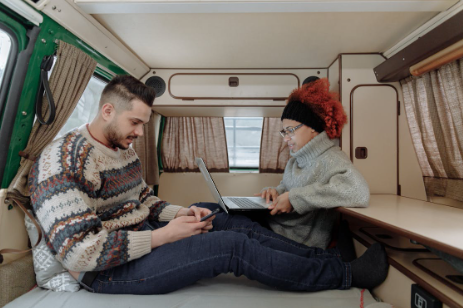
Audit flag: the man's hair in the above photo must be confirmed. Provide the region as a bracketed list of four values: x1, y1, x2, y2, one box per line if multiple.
[99, 75, 156, 111]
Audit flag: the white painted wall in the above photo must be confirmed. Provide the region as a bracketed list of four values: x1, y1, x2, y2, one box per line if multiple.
[340, 54, 426, 200]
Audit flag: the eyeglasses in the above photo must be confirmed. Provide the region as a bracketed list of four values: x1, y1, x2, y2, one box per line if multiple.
[279, 124, 303, 137]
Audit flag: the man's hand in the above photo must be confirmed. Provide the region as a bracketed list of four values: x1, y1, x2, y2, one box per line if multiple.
[268, 192, 293, 215]
[175, 206, 209, 220]
[254, 188, 279, 204]
[151, 216, 208, 249]
[175, 206, 214, 233]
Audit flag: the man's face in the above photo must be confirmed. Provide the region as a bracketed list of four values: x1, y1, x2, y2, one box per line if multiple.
[104, 99, 152, 149]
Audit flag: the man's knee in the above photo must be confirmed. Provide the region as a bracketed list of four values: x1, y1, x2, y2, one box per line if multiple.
[219, 231, 249, 252]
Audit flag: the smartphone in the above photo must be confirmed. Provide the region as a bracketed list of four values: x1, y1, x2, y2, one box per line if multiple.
[200, 208, 221, 222]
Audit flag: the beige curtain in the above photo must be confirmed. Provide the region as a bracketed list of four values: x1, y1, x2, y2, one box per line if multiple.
[7, 41, 97, 202]
[401, 58, 463, 201]
[161, 117, 229, 172]
[259, 118, 290, 173]
[132, 110, 160, 185]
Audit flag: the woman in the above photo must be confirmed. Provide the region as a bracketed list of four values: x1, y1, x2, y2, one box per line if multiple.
[257, 78, 370, 251]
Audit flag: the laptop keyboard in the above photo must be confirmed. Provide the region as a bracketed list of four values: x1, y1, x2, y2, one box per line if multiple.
[228, 198, 265, 209]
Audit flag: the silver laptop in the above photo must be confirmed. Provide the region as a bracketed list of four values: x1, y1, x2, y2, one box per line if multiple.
[195, 157, 269, 213]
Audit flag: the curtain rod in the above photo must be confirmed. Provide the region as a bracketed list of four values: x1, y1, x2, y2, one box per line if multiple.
[410, 39, 463, 76]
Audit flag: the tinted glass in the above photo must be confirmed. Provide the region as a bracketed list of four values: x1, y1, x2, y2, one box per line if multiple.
[0, 29, 12, 87]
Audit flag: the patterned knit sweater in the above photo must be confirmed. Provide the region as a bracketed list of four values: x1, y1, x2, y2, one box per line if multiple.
[266, 132, 370, 249]
[29, 125, 182, 272]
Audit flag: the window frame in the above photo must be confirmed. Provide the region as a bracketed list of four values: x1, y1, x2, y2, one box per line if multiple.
[0, 22, 18, 118]
[224, 117, 263, 171]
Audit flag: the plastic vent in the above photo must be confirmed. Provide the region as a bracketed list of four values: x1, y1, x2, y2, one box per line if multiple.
[145, 76, 166, 98]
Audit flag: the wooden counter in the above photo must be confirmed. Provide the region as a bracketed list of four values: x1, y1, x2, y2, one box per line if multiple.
[337, 194, 463, 258]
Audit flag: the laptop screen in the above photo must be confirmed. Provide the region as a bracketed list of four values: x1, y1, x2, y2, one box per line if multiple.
[195, 157, 229, 213]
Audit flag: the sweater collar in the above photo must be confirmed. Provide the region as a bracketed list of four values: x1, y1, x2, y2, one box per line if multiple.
[290, 131, 334, 166]
[78, 124, 122, 159]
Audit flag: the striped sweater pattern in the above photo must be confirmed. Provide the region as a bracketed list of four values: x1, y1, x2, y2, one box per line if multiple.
[29, 125, 182, 272]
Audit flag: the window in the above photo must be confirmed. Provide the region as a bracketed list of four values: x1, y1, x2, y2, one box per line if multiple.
[0, 29, 12, 88]
[224, 117, 263, 168]
[55, 75, 107, 138]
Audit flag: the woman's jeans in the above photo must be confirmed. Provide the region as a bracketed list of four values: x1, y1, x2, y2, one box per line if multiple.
[83, 203, 351, 294]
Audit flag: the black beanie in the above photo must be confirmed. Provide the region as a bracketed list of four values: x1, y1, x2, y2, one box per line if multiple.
[281, 101, 325, 133]
[302, 76, 320, 85]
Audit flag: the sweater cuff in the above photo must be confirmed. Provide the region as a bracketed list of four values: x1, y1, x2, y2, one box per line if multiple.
[276, 187, 286, 195]
[159, 205, 183, 221]
[127, 230, 152, 261]
[261, 186, 286, 196]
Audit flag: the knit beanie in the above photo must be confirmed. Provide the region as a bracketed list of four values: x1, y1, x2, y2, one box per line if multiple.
[281, 78, 347, 139]
[302, 75, 320, 85]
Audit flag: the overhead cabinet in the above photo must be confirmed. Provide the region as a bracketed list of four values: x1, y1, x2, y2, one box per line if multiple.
[169, 73, 300, 100]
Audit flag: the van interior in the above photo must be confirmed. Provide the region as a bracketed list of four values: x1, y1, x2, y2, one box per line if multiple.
[1, 0, 463, 307]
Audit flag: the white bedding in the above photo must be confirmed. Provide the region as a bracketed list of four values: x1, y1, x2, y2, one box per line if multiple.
[5, 273, 391, 308]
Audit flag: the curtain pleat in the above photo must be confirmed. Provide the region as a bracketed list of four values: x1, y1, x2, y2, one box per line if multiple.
[401, 58, 463, 202]
[161, 117, 229, 172]
[259, 118, 289, 173]
[7, 41, 97, 202]
[132, 110, 160, 185]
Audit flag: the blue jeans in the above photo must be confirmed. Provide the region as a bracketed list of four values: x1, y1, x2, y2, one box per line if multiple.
[84, 203, 351, 294]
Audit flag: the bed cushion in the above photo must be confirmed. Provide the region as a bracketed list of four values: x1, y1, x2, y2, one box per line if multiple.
[5, 273, 392, 308]
[24, 213, 80, 292]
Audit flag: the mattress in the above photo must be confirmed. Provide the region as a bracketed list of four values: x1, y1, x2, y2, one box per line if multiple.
[5, 273, 391, 308]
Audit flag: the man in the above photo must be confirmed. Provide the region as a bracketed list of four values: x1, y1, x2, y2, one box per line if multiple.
[29, 75, 388, 295]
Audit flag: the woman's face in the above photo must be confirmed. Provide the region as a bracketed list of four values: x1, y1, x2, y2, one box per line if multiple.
[281, 119, 319, 152]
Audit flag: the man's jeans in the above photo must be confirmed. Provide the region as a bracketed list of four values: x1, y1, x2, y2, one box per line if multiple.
[83, 203, 351, 294]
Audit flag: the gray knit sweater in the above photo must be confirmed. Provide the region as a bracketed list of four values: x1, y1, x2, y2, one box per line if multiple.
[266, 131, 370, 249]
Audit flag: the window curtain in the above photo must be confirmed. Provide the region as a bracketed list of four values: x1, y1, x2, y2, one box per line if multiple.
[259, 117, 290, 173]
[161, 117, 229, 172]
[7, 41, 97, 203]
[132, 110, 160, 185]
[401, 58, 463, 202]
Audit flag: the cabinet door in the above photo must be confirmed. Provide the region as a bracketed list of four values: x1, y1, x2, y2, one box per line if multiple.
[351, 85, 398, 194]
[170, 73, 299, 99]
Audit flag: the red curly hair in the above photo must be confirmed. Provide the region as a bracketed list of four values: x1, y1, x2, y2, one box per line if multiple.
[286, 78, 347, 139]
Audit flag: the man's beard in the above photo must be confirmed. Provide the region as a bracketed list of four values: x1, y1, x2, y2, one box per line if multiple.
[104, 121, 137, 149]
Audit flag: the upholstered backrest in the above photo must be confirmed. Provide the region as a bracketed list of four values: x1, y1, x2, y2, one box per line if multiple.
[158, 172, 283, 207]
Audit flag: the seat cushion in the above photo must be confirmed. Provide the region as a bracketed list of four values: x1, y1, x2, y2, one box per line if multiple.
[24, 212, 80, 292]
[5, 273, 392, 308]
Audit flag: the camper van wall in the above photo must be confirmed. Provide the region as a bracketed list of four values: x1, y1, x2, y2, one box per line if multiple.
[143, 68, 326, 117]
[337, 54, 427, 201]
[39, 0, 149, 77]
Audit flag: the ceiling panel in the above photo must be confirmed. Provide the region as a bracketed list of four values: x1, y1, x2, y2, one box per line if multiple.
[94, 11, 438, 68]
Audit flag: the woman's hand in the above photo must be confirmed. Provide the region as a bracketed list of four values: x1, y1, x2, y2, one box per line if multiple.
[268, 192, 293, 215]
[254, 188, 279, 204]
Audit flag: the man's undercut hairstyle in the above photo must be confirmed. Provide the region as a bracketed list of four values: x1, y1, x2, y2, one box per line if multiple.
[100, 75, 156, 111]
